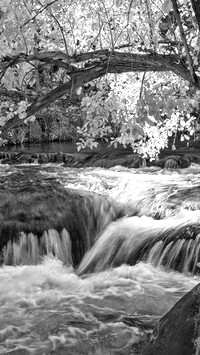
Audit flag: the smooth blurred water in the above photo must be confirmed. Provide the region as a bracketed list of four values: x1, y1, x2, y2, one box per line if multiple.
[0, 163, 200, 354]
[0, 258, 199, 355]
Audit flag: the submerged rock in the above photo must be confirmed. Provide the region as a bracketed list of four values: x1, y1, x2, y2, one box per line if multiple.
[142, 283, 200, 355]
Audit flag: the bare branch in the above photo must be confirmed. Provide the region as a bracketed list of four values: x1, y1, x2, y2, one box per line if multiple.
[20, 0, 60, 28]
[191, 0, 200, 32]
[35, 0, 69, 55]
[127, 0, 134, 25]
[139, 73, 146, 100]
[144, 0, 155, 50]
[99, 0, 115, 50]
[49, 12, 69, 55]
[171, 0, 197, 84]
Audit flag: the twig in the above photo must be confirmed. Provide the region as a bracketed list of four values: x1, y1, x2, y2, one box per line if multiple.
[139, 72, 146, 100]
[49, 12, 69, 55]
[35, 0, 69, 55]
[99, 0, 115, 50]
[20, 0, 59, 28]
[127, 0, 134, 25]
[144, 0, 155, 50]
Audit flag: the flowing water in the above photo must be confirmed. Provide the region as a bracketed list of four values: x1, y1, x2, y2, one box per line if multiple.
[0, 162, 200, 354]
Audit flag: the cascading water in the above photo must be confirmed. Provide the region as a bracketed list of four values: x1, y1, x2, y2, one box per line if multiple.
[2, 229, 72, 265]
[77, 212, 200, 275]
[0, 163, 200, 354]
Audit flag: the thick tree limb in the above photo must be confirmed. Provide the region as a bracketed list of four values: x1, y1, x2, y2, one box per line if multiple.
[0, 50, 192, 77]
[1, 50, 200, 136]
[1, 66, 105, 135]
[0, 50, 184, 69]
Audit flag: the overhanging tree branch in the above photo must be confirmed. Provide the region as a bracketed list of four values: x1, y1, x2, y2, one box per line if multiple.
[1, 50, 200, 137]
[0, 50, 191, 73]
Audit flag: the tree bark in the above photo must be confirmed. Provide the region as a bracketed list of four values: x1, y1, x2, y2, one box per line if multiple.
[191, 0, 200, 32]
[171, 0, 197, 84]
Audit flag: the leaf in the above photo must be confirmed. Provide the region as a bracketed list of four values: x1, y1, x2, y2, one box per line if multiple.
[7, 9, 15, 21]
[162, 0, 173, 14]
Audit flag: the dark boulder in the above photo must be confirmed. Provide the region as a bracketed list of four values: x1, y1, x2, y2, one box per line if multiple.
[48, 153, 58, 163]
[37, 153, 49, 164]
[161, 155, 190, 169]
[56, 151, 64, 163]
[183, 152, 200, 164]
[1, 152, 33, 164]
[142, 283, 200, 355]
[164, 158, 179, 169]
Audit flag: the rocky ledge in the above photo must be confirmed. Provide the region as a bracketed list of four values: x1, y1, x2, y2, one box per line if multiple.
[0, 147, 200, 169]
[142, 282, 200, 355]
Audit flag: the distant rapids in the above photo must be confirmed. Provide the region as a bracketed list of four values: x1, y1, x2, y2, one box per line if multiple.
[0, 162, 200, 354]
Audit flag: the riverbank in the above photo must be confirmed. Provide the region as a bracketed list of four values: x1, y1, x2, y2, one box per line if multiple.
[1, 145, 200, 169]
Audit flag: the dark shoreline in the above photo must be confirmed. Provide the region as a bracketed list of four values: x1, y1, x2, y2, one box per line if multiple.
[0, 145, 200, 169]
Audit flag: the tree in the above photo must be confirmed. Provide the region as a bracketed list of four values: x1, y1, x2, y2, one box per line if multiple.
[0, 0, 200, 156]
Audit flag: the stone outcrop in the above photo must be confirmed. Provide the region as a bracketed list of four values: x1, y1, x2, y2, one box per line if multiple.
[142, 283, 200, 355]
[1, 148, 200, 168]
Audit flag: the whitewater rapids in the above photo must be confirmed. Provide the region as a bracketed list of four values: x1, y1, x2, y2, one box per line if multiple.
[0, 163, 200, 354]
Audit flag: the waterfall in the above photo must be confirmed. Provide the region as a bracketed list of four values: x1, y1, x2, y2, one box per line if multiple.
[78, 213, 200, 275]
[0, 173, 120, 267]
[2, 229, 72, 265]
[145, 233, 200, 273]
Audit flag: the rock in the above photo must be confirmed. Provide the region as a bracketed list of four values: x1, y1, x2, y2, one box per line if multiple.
[0, 169, 119, 266]
[163, 155, 190, 169]
[0, 146, 199, 168]
[56, 151, 64, 163]
[122, 155, 144, 168]
[63, 153, 75, 164]
[184, 152, 200, 164]
[164, 158, 179, 169]
[1, 152, 35, 164]
[37, 153, 49, 164]
[142, 283, 200, 355]
[48, 153, 58, 163]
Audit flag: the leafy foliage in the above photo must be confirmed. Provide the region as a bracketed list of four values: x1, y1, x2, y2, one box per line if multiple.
[78, 73, 198, 158]
[0, 0, 200, 157]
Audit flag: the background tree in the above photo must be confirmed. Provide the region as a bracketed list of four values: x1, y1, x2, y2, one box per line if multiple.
[0, 0, 200, 157]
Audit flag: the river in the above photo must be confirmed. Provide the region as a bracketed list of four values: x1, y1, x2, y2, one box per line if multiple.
[0, 162, 200, 354]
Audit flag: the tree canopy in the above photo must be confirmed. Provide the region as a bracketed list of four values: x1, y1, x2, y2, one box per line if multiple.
[0, 0, 200, 157]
